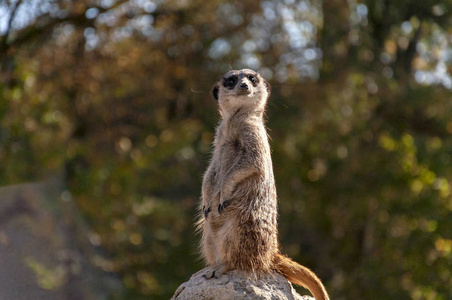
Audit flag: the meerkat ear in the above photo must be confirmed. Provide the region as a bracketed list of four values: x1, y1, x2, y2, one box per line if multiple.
[212, 84, 219, 101]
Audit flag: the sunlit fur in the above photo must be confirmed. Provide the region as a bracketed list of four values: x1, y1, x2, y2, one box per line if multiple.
[216, 69, 270, 120]
[197, 69, 329, 300]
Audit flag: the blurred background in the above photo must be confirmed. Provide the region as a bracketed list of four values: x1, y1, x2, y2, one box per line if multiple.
[1, 0, 452, 299]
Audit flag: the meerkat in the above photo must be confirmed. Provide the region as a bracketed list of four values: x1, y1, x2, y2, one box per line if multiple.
[196, 69, 330, 300]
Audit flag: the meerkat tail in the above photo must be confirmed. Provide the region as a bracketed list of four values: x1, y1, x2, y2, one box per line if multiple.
[275, 254, 330, 300]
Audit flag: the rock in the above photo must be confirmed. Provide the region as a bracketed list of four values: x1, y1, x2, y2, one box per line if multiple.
[0, 179, 123, 300]
[171, 267, 314, 300]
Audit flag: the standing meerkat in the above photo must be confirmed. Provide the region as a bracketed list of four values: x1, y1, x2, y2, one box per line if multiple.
[197, 69, 329, 300]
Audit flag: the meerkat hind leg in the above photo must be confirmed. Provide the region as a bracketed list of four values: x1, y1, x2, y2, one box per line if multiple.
[203, 263, 229, 279]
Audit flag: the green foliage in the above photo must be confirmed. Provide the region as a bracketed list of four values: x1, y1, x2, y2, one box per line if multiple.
[1, 0, 452, 299]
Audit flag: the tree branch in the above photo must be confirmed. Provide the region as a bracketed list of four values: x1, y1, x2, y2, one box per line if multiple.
[0, 0, 23, 52]
[0, 0, 128, 55]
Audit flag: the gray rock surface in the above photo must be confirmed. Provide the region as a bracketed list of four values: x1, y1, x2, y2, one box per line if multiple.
[172, 267, 314, 300]
[0, 179, 123, 300]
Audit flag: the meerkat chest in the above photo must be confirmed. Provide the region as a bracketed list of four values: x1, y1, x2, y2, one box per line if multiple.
[213, 136, 242, 172]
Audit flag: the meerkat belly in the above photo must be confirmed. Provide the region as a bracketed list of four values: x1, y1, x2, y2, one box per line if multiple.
[213, 178, 278, 271]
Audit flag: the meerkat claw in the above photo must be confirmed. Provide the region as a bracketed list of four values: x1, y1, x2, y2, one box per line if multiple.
[218, 200, 229, 215]
[203, 206, 211, 219]
[203, 264, 228, 279]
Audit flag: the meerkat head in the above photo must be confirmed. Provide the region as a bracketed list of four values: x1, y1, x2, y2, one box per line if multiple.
[212, 69, 271, 118]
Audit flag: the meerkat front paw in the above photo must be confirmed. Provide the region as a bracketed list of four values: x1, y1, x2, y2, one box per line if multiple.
[218, 200, 230, 215]
[202, 263, 228, 279]
[202, 205, 212, 219]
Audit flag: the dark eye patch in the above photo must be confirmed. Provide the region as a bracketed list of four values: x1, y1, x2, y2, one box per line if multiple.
[223, 76, 237, 89]
[244, 74, 259, 86]
[248, 75, 257, 83]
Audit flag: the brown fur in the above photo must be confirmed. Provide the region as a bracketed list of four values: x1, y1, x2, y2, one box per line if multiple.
[197, 69, 329, 300]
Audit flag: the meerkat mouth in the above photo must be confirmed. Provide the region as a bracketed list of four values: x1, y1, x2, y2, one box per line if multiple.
[237, 90, 253, 97]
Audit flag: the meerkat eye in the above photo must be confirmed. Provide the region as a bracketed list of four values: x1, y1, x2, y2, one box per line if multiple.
[248, 75, 257, 84]
[225, 76, 237, 87]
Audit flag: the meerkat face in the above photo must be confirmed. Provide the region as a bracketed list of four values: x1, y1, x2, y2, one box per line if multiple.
[212, 69, 271, 117]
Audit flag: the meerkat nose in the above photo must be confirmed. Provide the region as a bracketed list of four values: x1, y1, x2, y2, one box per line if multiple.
[240, 83, 249, 90]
